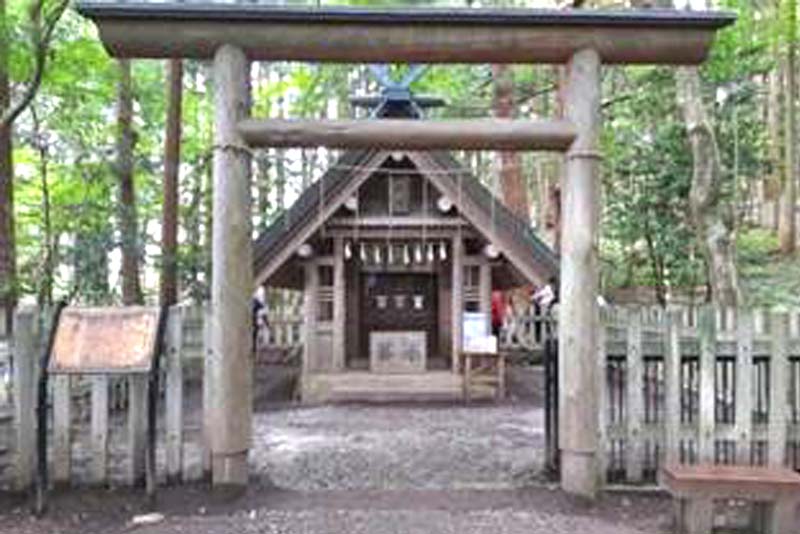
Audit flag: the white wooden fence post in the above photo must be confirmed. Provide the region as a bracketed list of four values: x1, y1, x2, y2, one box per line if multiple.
[89, 375, 109, 485]
[735, 309, 754, 465]
[12, 308, 38, 490]
[769, 311, 789, 468]
[626, 307, 644, 482]
[128, 374, 148, 486]
[165, 305, 184, 484]
[697, 305, 716, 464]
[52, 374, 71, 485]
[202, 303, 213, 480]
[664, 309, 682, 468]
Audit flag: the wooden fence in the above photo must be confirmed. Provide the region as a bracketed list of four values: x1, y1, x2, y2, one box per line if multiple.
[6, 305, 209, 490]
[600, 305, 800, 485]
[9, 300, 798, 490]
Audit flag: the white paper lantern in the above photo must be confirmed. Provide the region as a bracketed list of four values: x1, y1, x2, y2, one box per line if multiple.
[297, 243, 314, 258]
[344, 195, 359, 211]
[436, 195, 454, 213]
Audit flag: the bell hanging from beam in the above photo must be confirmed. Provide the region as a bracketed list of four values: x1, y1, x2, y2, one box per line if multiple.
[360, 243, 367, 263]
[427, 243, 435, 263]
[403, 244, 411, 265]
[374, 244, 382, 264]
[387, 243, 394, 264]
[439, 241, 447, 261]
[414, 243, 423, 264]
[344, 241, 352, 260]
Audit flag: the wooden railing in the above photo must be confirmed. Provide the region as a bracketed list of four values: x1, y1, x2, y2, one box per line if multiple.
[600, 305, 800, 485]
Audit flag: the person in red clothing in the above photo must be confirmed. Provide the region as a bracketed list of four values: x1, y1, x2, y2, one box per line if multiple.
[491, 290, 506, 337]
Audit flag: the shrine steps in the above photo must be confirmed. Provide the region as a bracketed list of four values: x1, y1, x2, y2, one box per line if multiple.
[301, 371, 496, 404]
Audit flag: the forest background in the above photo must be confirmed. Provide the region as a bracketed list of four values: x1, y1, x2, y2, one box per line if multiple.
[0, 0, 798, 324]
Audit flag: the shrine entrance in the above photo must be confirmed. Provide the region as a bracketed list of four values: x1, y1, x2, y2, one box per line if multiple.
[79, 3, 734, 498]
[359, 272, 440, 372]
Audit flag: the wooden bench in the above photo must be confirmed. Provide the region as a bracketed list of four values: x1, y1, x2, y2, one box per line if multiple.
[662, 464, 800, 534]
[460, 351, 506, 402]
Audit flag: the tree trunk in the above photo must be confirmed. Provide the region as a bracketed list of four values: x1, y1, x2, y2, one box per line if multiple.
[0, 0, 15, 331]
[676, 67, 740, 307]
[779, 0, 797, 253]
[160, 59, 182, 306]
[116, 59, 143, 305]
[767, 67, 784, 229]
[31, 107, 53, 307]
[492, 64, 530, 222]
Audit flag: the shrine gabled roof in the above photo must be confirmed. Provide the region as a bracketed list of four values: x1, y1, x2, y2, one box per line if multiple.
[253, 148, 558, 289]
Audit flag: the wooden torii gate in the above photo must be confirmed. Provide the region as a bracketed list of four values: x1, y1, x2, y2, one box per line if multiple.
[78, 2, 734, 499]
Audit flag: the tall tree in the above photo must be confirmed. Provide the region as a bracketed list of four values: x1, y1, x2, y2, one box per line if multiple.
[779, 0, 798, 253]
[160, 58, 182, 306]
[116, 59, 143, 305]
[0, 0, 13, 329]
[492, 64, 530, 222]
[676, 67, 741, 306]
[0, 0, 67, 327]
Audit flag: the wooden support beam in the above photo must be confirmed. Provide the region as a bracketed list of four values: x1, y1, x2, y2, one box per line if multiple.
[209, 44, 253, 487]
[558, 47, 601, 499]
[238, 119, 577, 151]
[451, 236, 464, 372]
[332, 238, 346, 372]
[77, 4, 734, 65]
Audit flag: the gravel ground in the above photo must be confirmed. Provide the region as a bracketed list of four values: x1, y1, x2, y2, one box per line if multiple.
[251, 404, 545, 491]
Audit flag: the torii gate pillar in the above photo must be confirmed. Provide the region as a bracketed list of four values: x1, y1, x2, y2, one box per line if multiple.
[559, 47, 602, 499]
[208, 44, 253, 486]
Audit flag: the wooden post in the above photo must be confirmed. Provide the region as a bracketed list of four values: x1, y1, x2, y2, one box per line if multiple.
[769, 311, 788, 468]
[625, 307, 644, 482]
[90, 376, 109, 485]
[451, 236, 464, 372]
[664, 309, 683, 467]
[165, 305, 184, 483]
[303, 262, 319, 375]
[478, 261, 491, 334]
[596, 310, 609, 483]
[558, 47, 602, 499]
[52, 374, 71, 485]
[201, 303, 213, 480]
[332, 237, 345, 371]
[735, 310, 754, 465]
[209, 43, 253, 486]
[128, 374, 147, 486]
[12, 308, 37, 490]
[697, 306, 716, 464]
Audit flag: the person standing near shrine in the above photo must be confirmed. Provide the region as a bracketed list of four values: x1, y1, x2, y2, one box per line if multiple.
[491, 290, 506, 337]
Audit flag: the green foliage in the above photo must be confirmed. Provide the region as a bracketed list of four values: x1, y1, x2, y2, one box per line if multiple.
[737, 228, 800, 307]
[3, 0, 795, 308]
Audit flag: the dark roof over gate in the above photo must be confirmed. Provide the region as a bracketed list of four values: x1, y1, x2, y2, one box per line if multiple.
[253, 148, 558, 287]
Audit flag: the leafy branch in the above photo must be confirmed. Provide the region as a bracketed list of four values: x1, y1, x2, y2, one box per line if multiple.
[0, 0, 70, 129]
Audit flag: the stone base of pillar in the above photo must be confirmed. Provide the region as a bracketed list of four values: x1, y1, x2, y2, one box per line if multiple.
[561, 449, 598, 499]
[212, 450, 249, 486]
